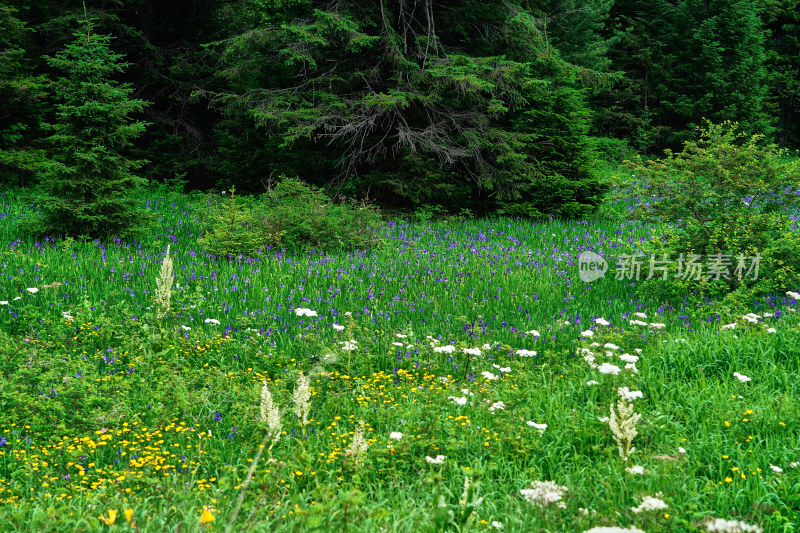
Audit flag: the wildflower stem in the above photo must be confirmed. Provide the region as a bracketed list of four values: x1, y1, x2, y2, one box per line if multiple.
[224, 430, 276, 533]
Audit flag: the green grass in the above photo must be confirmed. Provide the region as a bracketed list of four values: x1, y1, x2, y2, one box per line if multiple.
[0, 186, 798, 532]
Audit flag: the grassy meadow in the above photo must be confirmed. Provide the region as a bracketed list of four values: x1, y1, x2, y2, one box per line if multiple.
[0, 177, 799, 532]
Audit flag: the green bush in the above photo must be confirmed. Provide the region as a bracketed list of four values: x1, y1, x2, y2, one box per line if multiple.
[255, 176, 383, 253]
[624, 120, 800, 312]
[198, 187, 280, 258]
[591, 136, 639, 165]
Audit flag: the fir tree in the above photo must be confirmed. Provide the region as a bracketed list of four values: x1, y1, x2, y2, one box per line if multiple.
[36, 17, 150, 239]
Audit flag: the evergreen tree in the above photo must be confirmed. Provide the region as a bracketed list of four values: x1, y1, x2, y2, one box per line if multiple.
[597, 0, 772, 150]
[204, 0, 607, 217]
[762, 0, 800, 148]
[36, 17, 151, 238]
[0, 2, 48, 186]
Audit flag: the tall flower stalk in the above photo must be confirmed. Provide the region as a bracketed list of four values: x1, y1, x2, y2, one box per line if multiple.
[293, 372, 312, 436]
[154, 245, 173, 319]
[609, 399, 641, 462]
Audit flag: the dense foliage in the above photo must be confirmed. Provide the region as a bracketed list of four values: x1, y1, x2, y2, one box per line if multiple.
[0, 0, 797, 222]
[626, 121, 800, 310]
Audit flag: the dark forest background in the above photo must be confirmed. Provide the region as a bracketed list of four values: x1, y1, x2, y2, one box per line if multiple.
[1, 0, 798, 218]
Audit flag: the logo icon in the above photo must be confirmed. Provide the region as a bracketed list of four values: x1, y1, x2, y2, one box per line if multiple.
[578, 251, 608, 283]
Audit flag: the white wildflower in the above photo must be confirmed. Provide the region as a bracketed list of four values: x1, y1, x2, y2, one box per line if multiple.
[619, 353, 639, 363]
[293, 372, 312, 426]
[633, 312, 647, 319]
[490, 521, 503, 529]
[333, 323, 345, 331]
[204, 318, 220, 325]
[516, 349, 538, 357]
[678, 447, 686, 454]
[649, 322, 666, 329]
[180, 325, 191, 331]
[790, 462, 799, 468]
[425, 455, 446, 464]
[392, 342, 403, 347]
[625, 465, 645, 475]
[631, 494, 667, 513]
[341, 340, 358, 351]
[389, 432, 403, 440]
[0, 301, 7, 305]
[519, 480, 567, 508]
[583, 526, 645, 533]
[396, 333, 407, 338]
[348, 419, 369, 465]
[770, 464, 783, 473]
[586, 380, 599, 386]
[603, 343, 620, 350]
[294, 307, 318, 317]
[26, 287, 39, 294]
[595, 318, 611, 326]
[526, 330, 541, 337]
[489, 401, 506, 412]
[617, 387, 643, 401]
[733, 372, 751, 383]
[527, 422, 547, 434]
[766, 327, 776, 333]
[462, 347, 481, 356]
[704, 517, 762, 532]
[154, 245, 174, 318]
[609, 399, 641, 461]
[787, 291, 800, 300]
[629, 319, 648, 326]
[481, 371, 498, 380]
[721, 323, 737, 330]
[449, 396, 468, 406]
[598, 363, 621, 375]
[634, 348, 642, 354]
[581, 329, 594, 337]
[433, 345, 456, 353]
[259, 381, 281, 438]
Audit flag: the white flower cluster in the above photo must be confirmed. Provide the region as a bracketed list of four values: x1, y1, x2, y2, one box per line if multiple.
[630, 494, 667, 513]
[520, 480, 567, 508]
[733, 372, 751, 383]
[489, 401, 505, 412]
[293, 372, 312, 426]
[617, 387, 643, 401]
[259, 381, 281, 439]
[609, 399, 641, 462]
[704, 518, 762, 532]
[348, 419, 369, 465]
[294, 307, 318, 317]
[583, 526, 644, 533]
[516, 349, 538, 357]
[433, 345, 456, 353]
[463, 347, 481, 356]
[448, 396, 468, 406]
[526, 422, 547, 434]
[481, 371, 498, 381]
[425, 455, 446, 464]
[154, 245, 174, 318]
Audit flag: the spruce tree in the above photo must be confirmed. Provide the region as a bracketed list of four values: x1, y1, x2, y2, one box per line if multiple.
[36, 17, 150, 239]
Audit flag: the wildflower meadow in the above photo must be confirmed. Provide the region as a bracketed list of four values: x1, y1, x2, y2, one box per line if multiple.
[0, 180, 798, 532]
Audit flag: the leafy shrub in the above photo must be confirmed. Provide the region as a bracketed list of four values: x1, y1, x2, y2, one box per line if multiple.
[624, 121, 800, 312]
[199, 188, 280, 258]
[591, 137, 639, 165]
[255, 176, 383, 252]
